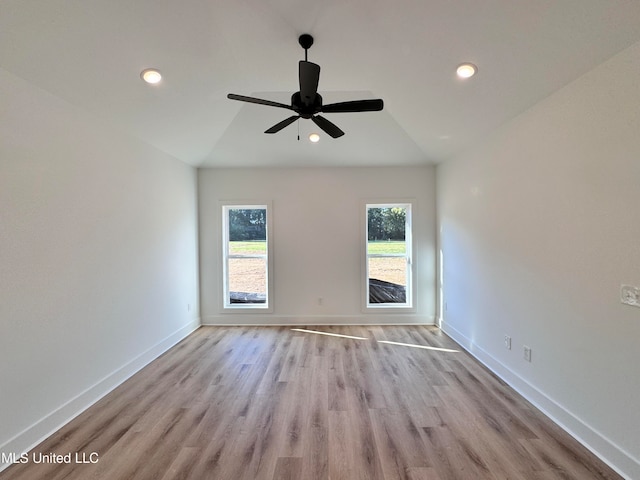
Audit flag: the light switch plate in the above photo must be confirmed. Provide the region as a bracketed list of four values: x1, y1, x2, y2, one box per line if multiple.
[621, 285, 640, 307]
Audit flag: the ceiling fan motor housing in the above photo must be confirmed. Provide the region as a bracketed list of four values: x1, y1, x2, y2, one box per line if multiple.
[292, 92, 322, 118]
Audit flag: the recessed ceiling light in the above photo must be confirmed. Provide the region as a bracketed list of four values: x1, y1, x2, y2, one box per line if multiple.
[309, 133, 320, 143]
[141, 68, 162, 84]
[456, 63, 477, 79]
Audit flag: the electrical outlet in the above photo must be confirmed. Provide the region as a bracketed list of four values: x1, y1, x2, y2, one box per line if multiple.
[318, 297, 323, 306]
[523, 346, 532, 362]
[621, 285, 640, 307]
[504, 335, 512, 350]
[187, 303, 191, 312]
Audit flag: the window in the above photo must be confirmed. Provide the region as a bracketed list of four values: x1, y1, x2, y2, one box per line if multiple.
[222, 205, 270, 309]
[365, 203, 412, 308]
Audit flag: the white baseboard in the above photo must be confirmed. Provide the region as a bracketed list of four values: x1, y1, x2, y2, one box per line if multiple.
[441, 321, 640, 480]
[201, 314, 435, 326]
[0, 319, 200, 473]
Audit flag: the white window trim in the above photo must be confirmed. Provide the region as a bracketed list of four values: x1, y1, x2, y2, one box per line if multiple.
[221, 202, 273, 312]
[362, 201, 416, 312]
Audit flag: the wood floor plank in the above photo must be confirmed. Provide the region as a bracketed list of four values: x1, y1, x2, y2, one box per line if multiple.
[343, 374, 385, 480]
[328, 410, 355, 480]
[159, 447, 201, 480]
[420, 424, 490, 480]
[327, 348, 349, 412]
[0, 326, 623, 480]
[185, 415, 247, 480]
[368, 408, 431, 480]
[406, 466, 443, 480]
[277, 335, 305, 383]
[300, 351, 329, 480]
[272, 457, 302, 480]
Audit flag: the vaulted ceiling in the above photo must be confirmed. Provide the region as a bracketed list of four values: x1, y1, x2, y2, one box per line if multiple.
[3, 0, 640, 167]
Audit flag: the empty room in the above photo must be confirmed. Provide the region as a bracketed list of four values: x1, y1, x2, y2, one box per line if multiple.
[1, 1, 639, 479]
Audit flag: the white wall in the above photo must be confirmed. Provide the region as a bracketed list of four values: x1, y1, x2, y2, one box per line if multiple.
[0, 67, 200, 466]
[199, 166, 436, 325]
[437, 41, 640, 478]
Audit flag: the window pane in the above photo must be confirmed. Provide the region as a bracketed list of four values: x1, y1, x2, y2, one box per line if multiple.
[368, 257, 407, 304]
[228, 257, 266, 304]
[367, 207, 406, 245]
[228, 208, 266, 242]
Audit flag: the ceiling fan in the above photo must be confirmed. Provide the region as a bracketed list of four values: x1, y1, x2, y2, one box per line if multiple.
[227, 34, 384, 139]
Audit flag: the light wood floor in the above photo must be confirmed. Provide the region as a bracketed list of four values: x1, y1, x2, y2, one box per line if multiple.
[0, 326, 622, 480]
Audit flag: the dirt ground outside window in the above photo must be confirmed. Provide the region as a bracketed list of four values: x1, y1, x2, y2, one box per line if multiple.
[228, 257, 406, 294]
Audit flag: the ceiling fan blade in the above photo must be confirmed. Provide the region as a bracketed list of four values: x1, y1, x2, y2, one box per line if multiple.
[227, 93, 292, 110]
[311, 115, 344, 138]
[299, 61, 320, 106]
[321, 99, 384, 113]
[265, 115, 300, 134]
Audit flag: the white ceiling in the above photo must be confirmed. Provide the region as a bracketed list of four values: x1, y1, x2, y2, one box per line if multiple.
[2, 0, 640, 168]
